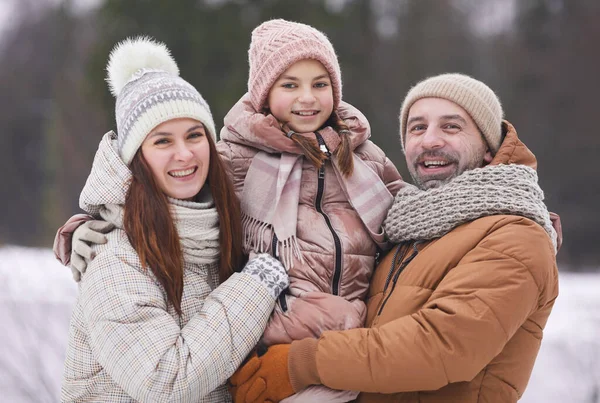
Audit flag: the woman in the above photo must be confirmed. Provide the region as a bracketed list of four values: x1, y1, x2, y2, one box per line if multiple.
[61, 37, 288, 402]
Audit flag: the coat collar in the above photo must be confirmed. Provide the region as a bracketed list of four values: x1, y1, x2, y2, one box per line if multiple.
[490, 120, 537, 168]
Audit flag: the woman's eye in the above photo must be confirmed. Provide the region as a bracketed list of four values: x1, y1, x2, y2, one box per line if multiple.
[188, 131, 204, 139]
[281, 83, 297, 89]
[154, 138, 169, 145]
[314, 82, 329, 88]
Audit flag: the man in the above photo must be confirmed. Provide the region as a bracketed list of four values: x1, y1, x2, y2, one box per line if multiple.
[229, 73, 560, 402]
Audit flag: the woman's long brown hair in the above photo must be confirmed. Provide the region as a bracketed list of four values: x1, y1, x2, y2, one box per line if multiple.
[284, 109, 354, 177]
[124, 129, 244, 315]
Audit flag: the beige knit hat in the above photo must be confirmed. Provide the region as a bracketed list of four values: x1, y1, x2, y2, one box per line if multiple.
[248, 19, 342, 112]
[399, 73, 504, 154]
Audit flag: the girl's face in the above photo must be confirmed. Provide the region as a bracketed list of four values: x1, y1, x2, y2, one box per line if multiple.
[141, 118, 210, 201]
[266, 59, 334, 133]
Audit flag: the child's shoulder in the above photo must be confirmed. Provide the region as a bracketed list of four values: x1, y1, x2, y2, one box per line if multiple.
[354, 139, 388, 164]
[217, 138, 261, 162]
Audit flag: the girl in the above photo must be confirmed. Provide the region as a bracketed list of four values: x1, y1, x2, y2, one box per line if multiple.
[218, 19, 404, 401]
[60, 37, 288, 402]
[221, 18, 404, 340]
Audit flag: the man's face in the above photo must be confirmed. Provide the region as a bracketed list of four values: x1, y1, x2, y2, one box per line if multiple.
[404, 97, 493, 190]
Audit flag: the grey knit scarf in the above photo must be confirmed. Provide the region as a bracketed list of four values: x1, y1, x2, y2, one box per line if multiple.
[384, 164, 557, 252]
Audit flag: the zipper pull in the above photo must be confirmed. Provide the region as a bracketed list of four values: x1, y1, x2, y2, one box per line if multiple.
[315, 132, 331, 157]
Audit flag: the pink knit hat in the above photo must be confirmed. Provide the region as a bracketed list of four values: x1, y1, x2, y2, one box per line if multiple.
[248, 19, 342, 111]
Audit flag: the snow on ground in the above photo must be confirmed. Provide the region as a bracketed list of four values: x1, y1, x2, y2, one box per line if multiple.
[0, 246, 77, 403]
[520, 273, 600, 403]
[0, 245, 598, 402]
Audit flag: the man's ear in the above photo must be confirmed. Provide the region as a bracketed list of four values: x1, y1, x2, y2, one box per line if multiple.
[483, 148, 493, 166]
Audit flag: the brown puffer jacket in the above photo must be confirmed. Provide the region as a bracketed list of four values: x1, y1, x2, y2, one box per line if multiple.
[217, 94, 404, 345]
[288, 122, 560, 402]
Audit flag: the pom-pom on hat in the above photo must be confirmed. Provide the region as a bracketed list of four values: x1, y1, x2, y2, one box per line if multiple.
[107, 36, 217, 165]
[248, 19, 342, 112]
[399, 73, 504, 155]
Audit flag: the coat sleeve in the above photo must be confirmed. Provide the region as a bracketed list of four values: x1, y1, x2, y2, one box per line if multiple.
[303, 218, 556, 393]
[80, 251, 275, 402]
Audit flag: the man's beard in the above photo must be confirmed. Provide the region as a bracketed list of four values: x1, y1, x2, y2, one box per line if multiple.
[409, 149, 485, 190]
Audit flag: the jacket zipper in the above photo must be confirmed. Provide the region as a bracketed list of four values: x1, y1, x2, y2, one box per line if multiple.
[381, 243, 409, 295]
[271, 232, 288, 312]
[314, 132, 343, 296]
[377, 241, 422, 315]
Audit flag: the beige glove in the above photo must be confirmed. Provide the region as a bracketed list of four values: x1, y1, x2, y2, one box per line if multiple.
[70, 220, 114, 281]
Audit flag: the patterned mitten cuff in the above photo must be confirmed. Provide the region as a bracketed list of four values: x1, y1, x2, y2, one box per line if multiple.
[242, 253, 289, 300]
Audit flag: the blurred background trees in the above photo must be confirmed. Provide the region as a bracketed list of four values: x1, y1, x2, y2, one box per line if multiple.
[1, 0, 598, 269]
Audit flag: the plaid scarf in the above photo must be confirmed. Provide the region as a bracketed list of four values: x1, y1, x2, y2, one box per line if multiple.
[222, 94, 393, 269]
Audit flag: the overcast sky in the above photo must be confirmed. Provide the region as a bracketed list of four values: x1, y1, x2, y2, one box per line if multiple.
[0, 0, 104, 40]
[0, 0, 519, 43]
[0, 0, 15, 37]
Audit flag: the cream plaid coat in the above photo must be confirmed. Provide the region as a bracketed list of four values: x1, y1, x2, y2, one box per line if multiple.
[61, 132, 283, 402]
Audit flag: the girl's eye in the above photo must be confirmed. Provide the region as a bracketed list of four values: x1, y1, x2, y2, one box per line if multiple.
[314, 82, 329, 88]
[281, 83, 297, 89]
[188, 131, 204, 139]
[154, 138, 170, 145]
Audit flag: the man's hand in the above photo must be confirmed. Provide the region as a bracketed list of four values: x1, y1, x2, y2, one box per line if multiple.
[229, 344, 294, 403]
[70, 220, 114, 281]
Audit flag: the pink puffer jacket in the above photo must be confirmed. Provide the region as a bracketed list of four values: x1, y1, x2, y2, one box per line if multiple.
[217, 94, 404, 345]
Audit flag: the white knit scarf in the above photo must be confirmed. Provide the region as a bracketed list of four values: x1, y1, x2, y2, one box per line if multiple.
[99, 188, 220, 265]
[383, 164, 558, 252]
[168, 190, 220, 265]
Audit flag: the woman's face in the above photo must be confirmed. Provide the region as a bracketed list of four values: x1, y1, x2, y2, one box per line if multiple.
[141, 118, 210, 201]
[266, 59, 334, 133]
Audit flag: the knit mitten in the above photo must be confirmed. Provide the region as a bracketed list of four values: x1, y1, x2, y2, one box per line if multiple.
[241, 254, 289, 300]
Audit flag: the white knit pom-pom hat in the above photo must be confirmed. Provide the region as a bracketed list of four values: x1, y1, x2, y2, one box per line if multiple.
[107, 36, 216, 165]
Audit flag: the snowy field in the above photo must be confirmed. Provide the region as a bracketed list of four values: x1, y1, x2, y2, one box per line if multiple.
[0, 245, 598, 402]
